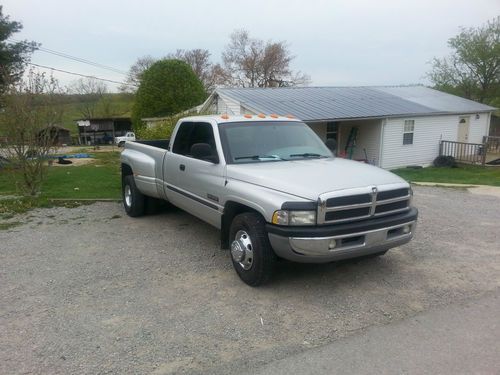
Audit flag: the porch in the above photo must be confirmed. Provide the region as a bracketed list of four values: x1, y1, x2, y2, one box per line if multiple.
[306, 119, 383, 166]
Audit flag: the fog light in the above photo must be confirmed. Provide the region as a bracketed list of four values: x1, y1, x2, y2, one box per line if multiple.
[403, 225, 411, 234]
[329, 239, 337, 250]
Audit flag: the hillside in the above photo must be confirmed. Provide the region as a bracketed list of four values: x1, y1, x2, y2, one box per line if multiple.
[58, 93, 134, 134]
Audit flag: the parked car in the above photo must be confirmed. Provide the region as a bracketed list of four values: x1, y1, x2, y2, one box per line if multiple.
[120, 115, 418, 286]
[115, 132, 136, 147]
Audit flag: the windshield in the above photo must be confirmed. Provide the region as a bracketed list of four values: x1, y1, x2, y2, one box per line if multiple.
[219, 121, 333, 164]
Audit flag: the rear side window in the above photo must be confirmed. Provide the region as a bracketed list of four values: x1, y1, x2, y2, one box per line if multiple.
[172, 122, 217, 156]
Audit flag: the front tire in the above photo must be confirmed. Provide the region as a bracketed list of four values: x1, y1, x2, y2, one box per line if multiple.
[118, 141, 125, 147]
[229, 212, 276, 286]
[122, 175, 145, 217]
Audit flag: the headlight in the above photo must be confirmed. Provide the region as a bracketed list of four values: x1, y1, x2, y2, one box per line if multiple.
[272, 210, 316, 226]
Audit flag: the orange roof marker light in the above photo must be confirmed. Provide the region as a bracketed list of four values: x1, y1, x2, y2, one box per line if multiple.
[221, 114, 229, 119]
[244, 114, 252, 118]
[257, 113, 266, 118]
[285, 114, 295, 119]
[270, 114, 279, 118]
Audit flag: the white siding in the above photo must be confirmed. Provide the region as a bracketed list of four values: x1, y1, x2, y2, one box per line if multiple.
[216, 94, 241, 115]
[339, 120, 382, 166]
[306, 122, 327, 140]
[380, 114, 490, 169]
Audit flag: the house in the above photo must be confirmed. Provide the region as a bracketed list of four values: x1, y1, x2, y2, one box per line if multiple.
[37, 126, 72, 146]
[200, 86, 496, 169]
[75, 117, 132, 145]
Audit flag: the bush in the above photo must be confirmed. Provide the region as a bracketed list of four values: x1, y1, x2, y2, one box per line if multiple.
[433, 155, 456, 167]
[131, 59, 206, 131]
[136, 117, 177, 140]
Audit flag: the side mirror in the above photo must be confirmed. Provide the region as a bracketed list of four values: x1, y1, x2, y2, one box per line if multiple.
[325, 139, 337, 154]
[190, 143, 219, 163]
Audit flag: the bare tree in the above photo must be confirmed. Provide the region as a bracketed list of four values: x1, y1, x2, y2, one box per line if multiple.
[68, 77, 108, 119]
[222, 29, 310, 88]
[120, 55, 156, 93]
[0, 68, 63, 196]
[168, 49, 229, 91]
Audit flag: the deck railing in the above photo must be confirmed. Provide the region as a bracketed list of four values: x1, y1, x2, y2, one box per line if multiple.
[483, 136, 500, 153]
[439, 140, 486, 165]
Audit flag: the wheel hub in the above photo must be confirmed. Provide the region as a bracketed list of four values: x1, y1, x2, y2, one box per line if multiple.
[124, 185, 132, 207]
[230, 230, 254, 270]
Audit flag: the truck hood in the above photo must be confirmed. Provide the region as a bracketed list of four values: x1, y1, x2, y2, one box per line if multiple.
[226, 158, 407, 200]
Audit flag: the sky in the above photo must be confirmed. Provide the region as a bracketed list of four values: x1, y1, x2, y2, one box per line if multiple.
[3, 0, 500, 91]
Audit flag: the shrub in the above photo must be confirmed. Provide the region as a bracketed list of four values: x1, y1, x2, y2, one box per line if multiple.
[131, 59, 206, 131]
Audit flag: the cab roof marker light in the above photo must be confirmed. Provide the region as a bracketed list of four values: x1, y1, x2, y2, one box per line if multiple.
[257, 113, 266, 118]
[221, 114, 229, 119]
[244, 114, 252, 118]
[285, 114, 295, 119]
[270, 114, 279, 118]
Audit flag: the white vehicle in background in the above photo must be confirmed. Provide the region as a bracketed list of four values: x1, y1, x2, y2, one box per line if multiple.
[115, 132, 136, 147]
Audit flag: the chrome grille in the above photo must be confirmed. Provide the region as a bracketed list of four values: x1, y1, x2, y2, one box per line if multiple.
[318, 184, 411, 224]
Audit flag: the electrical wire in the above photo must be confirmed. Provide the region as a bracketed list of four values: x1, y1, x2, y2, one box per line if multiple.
[28, 62, 136, 87]
[7, 38, 128, 75]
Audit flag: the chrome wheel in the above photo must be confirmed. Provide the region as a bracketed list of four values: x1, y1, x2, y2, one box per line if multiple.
[231, 230, 254, 270]
[124, 185, 132, 207]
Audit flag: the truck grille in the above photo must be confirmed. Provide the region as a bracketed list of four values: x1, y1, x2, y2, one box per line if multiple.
[318, 184, 411, 224]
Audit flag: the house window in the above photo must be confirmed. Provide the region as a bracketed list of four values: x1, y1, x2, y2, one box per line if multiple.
[403, 120, 414, 145]
[326, 122, 338, 141]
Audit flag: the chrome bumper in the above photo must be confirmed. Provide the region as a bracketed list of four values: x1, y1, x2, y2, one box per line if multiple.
[268, 220, 416, 263]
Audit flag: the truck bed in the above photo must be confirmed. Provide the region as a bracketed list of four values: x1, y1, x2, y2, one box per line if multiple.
[134, 139, 170, 149]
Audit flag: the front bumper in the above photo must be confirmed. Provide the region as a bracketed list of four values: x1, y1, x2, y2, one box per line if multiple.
[267, 207, 418, 263]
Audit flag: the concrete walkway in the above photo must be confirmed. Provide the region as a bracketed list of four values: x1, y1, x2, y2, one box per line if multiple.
[246, 291, 500, 375]
[412, 182, 500, 198]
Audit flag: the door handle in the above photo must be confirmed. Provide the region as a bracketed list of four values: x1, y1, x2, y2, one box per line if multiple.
[179, 164, 185, 171]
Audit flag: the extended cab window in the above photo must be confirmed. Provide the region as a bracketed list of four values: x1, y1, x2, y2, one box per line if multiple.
[172, 122, 218, 162]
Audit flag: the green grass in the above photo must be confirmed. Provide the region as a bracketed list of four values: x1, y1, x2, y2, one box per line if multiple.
[392, 165, 500, 186]
[0, 151, 122, 215]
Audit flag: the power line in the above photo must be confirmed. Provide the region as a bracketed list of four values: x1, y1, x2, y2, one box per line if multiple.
[28, 62, 136, 87]
[7, 38, 129, 75]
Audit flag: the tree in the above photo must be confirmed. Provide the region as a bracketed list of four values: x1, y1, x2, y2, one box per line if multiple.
[428, 17, 500, 104]
[131, 59, 206, 129]
[0, 69, 63, 196]
[222, 29, 310, 88]
[167, 49, 229, 92]
[0, 6, 38, 93]
[68, 77, 108, 119]
[120, 55, 156, 93]
[123, 51, 228, 93]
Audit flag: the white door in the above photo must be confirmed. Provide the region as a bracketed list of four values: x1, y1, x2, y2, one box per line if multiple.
[457, 117, 470, 143]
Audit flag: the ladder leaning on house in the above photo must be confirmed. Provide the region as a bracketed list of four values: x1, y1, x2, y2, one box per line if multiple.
[344, 127, 358, 159]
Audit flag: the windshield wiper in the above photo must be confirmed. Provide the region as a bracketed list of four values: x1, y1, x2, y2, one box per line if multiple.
[235, 155, 283, 161]
[289, 153, 325, 158]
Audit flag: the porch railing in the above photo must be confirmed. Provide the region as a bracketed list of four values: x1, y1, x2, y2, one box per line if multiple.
[483, 135, 500, 153]
[439, 140, 486, 165]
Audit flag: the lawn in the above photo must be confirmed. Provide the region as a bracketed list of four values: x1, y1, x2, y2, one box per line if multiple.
[392, 164, 500, 186]
[0, 151, 122, 215]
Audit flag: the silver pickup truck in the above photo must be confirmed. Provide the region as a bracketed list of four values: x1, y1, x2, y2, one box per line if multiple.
[121, 115, 418, 286]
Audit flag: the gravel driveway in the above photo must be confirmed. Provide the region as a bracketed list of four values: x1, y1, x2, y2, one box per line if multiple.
[1, 186, 499, 374]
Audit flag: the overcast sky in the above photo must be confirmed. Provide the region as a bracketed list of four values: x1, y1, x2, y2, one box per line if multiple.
[3, 0, 500, 91]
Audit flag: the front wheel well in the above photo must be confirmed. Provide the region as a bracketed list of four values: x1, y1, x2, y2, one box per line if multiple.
[121, 163, 133, 180]
[221, 201, 263, 249]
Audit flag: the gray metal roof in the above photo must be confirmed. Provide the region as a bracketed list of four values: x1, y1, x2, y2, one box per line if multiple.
[213, 86, 495, 121]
